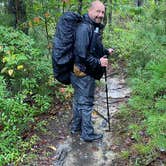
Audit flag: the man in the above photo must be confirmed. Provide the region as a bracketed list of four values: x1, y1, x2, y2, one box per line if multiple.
[70, 0, 114, 142]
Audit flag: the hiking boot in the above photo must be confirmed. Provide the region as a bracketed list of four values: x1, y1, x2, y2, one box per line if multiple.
[80, 133, 103, 142]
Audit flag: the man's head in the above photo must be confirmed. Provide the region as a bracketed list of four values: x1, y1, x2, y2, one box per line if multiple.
[88, 0, 105, 24]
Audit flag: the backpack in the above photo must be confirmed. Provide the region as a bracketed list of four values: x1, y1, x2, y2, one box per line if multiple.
[52, 12, 82, 85]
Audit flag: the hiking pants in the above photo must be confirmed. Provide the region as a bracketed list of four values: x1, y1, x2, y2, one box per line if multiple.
[70, 72, 96, 138]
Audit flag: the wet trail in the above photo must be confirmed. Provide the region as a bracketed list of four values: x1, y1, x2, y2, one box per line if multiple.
[52, 72, 131, 166]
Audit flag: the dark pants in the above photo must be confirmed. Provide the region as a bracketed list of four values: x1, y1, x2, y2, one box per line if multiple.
[70, 72, 96, 139]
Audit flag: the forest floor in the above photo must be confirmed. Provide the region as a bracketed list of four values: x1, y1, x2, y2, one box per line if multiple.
[22, 62, 166, 166]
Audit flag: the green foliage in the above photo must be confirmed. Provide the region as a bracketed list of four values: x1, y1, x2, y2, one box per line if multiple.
[120, 150, 130, 159]
[0, 26, 53, 165]
[146, 112, 166, 149]
[113, 1, 166, 163]
[132, 143, 154, 155]
[0, 26, 52, 95]
[0, 76, 7, 97]
[129, 124, 142, 141]
[128, 58, 166, 148]
[0, 81, 51, 165]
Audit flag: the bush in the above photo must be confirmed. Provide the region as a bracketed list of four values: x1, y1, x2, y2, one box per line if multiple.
[0, 26, 53, 95]
[112, 2, 166, 163]
[0, 26, 53, 165]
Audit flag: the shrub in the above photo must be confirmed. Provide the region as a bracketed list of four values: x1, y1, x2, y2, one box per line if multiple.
[0, 26, 53, 165]
[114, 2, 166, 163]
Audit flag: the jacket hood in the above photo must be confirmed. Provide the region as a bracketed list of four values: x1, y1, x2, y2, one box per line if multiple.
[83, 14, 105, 30]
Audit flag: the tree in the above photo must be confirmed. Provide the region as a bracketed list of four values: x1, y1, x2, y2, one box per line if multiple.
[7, 0, 28, 33]
[135, 0, 144, 7]
[78, 0, 83, 14]
[103, 0, 113, 25]
[109, 0, 113, 24]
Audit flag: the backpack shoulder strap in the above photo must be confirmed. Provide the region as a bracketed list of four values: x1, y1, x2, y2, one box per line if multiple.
[87, 24, 94, 51]
[81, 22, 94, 50]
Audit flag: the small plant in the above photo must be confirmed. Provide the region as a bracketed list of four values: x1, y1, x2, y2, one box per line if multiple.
[132, 143, 153, 155]
[35, 120, 48, 133]
[128, 124, 142, 142]
[120, 150, 130, 159]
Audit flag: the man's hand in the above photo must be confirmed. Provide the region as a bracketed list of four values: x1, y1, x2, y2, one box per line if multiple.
[108, 48, 114, 55]
[100, 56, 108, 67]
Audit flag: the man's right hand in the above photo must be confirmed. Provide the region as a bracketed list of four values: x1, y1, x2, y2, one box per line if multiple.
[100, 56, 108, 67]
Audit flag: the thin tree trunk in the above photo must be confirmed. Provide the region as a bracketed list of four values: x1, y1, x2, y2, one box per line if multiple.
[62, 2, 65, 13]
[8, 0, 28, 33]
[154, 0, 158, 4]
[103, 0, 107, 25]
[44, 16, 51, 56]
[109, 0, 112, 24]
[135, 0, 144, 7]
[78, 0, 82, 14]
[41, 0, 51, 56]
[103, 0, 113, 25]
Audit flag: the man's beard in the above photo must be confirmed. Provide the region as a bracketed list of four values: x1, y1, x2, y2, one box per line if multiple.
[94, 17, 103, 23]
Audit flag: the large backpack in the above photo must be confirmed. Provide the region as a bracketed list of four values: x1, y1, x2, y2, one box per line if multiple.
[52, 12, 82, 85]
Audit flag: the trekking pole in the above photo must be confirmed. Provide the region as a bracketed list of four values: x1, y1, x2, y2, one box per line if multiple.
[104, 60, 111, 132]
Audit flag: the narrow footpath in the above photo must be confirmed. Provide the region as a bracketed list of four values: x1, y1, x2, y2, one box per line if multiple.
[53, 72, 131, 166]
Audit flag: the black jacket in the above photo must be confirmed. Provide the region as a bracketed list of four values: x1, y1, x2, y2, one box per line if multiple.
[74, 14, 109, 80]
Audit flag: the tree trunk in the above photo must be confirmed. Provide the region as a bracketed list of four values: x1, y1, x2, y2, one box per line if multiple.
[109, 0, 112, 24]
[78, 0, 83, 14]
[103, 0, 113, 25]
[154, 0, 158, 4]
[7, 0, 28, 34]
[135, 0, 144, 7]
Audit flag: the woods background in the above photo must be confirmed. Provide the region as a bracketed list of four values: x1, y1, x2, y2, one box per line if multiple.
[0, 0, 165, 165]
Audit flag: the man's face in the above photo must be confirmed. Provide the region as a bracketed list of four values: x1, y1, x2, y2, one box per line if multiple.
[88, 3, 105, 24]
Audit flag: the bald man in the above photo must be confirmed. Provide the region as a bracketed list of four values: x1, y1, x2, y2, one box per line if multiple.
[70, 1, 113, 142]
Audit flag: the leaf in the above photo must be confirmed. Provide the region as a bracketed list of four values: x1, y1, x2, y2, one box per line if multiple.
[1, 67, 7, 73]
[33, 17, 41, 23]
[2, 57, 6, 63]
[17, 65, 24, 70]
[8, 69, 14, 76]
[0, 45, 3, 51]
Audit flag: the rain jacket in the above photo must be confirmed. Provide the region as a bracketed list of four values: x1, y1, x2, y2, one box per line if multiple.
[74, 14, 109, 80]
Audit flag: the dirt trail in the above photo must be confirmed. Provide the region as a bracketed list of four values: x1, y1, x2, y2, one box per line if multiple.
[52, 73, 131, 166]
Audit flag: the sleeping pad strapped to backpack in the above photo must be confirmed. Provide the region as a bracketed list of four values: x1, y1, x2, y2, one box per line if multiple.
[52, 12, 82, 85]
